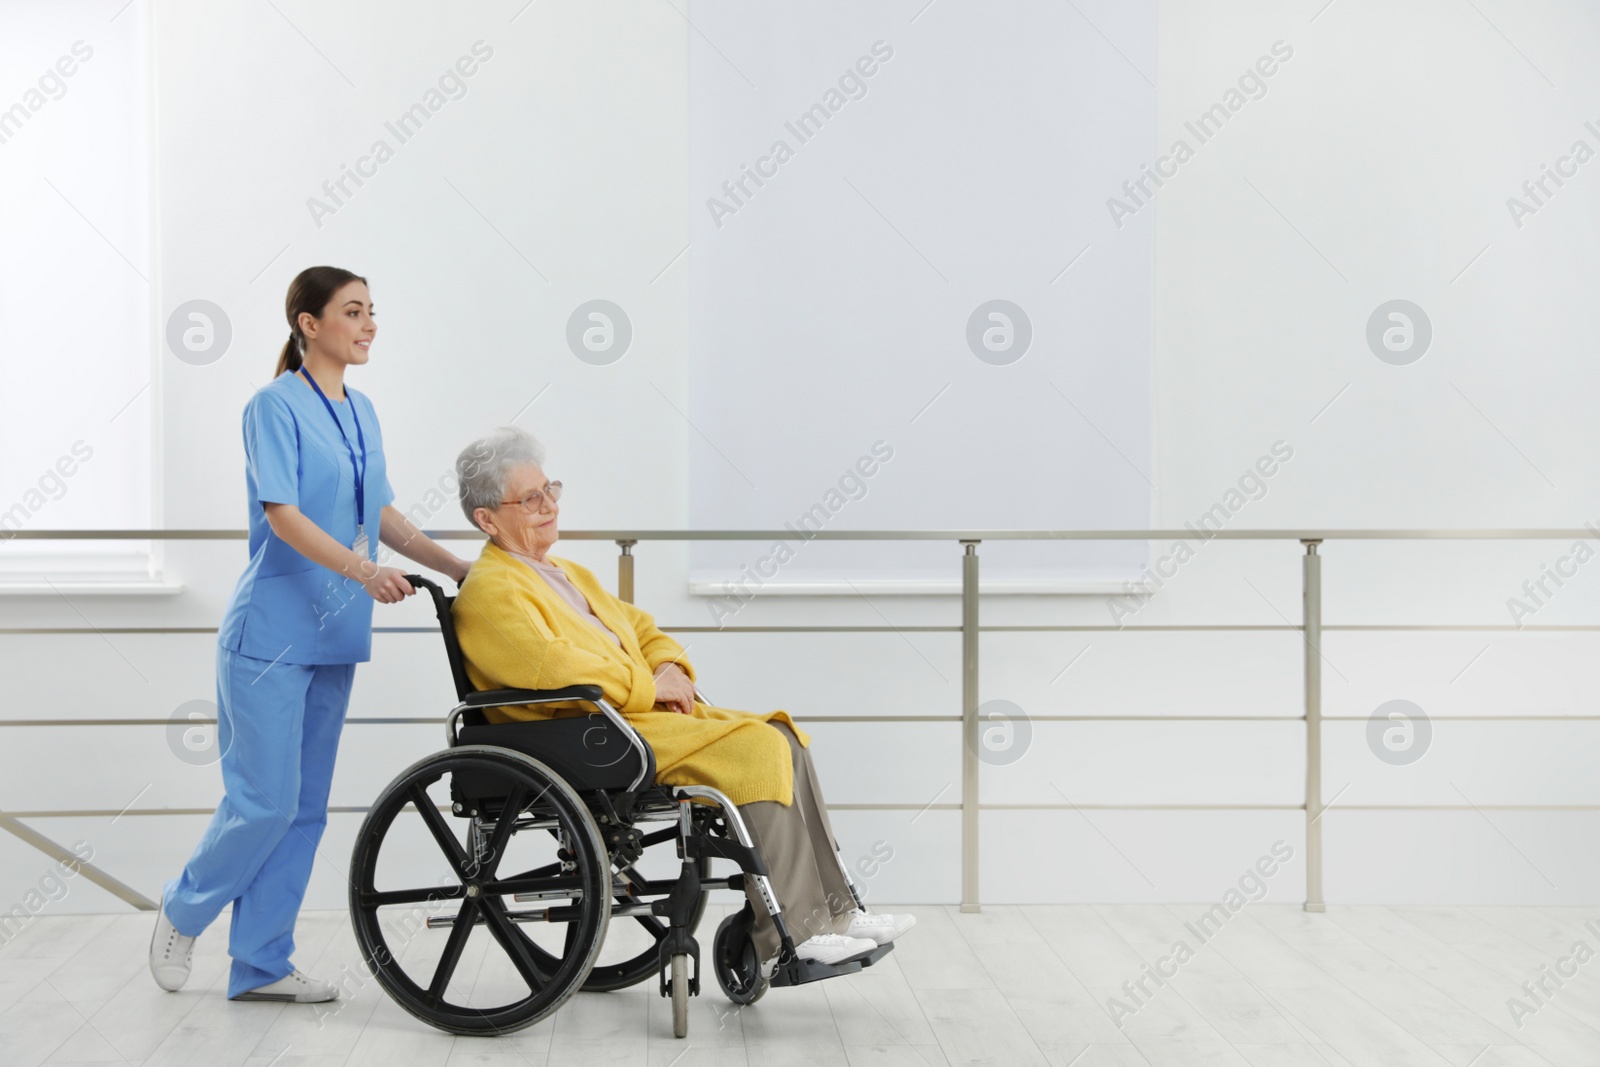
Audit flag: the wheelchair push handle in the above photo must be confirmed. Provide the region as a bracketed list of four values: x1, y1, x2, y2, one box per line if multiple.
[403, 573, 443, 595]
[402, 574, 459, 616]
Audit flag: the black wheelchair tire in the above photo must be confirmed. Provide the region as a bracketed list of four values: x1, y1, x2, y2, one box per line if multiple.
[712, 907, 768, 1006]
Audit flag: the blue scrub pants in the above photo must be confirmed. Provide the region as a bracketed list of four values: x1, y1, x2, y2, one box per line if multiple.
[162, 645, 356, 999]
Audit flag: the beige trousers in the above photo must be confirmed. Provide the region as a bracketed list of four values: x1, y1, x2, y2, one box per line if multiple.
[735, 721, 857, 962]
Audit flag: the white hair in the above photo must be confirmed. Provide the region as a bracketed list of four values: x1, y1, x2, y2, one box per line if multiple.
[456, 426, 548, 531]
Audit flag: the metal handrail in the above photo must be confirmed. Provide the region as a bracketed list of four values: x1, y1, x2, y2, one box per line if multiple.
[6, 526, 1600, 540]
[4, 526, 1587, 913]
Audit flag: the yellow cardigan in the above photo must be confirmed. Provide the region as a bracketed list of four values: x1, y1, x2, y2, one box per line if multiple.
[451, 540, 811, 806]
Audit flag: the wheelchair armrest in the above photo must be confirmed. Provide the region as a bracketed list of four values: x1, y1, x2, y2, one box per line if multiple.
[460, 685, 605, 709]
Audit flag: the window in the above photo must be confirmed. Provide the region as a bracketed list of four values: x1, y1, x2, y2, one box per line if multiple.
[0, 1, 157, 590]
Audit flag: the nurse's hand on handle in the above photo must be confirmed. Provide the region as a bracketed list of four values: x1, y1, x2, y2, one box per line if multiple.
[360, 567, 415, 604]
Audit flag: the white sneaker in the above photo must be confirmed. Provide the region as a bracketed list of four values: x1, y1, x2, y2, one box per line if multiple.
[844, 908, 917, 946]
[148, 894, 196, 992]
[793, 933, 878, 966]
[231, 969, 340, 1003]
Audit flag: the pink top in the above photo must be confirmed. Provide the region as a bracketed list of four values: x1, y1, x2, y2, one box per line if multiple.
[510, 551, 623, 648]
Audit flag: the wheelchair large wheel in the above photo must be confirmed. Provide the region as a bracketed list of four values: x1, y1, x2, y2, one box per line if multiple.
[349, 746, 611, 1036]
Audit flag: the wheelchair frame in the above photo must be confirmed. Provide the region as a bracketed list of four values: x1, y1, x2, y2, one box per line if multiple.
[347, 574, 892, 1039]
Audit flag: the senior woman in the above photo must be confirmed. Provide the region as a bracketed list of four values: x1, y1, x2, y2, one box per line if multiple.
[448, 426, 914, 970]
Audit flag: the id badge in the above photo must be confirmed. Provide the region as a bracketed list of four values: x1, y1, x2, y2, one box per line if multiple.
[352, 524, 369, 558]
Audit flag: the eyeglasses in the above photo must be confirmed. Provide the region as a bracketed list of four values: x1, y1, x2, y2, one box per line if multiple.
[498, 480, 562, 513]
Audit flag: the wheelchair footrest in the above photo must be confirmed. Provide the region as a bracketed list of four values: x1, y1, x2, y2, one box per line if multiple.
[769, 940, 894, 988]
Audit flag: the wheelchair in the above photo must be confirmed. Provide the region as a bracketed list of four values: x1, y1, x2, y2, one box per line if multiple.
[348, 574, 893, 1039]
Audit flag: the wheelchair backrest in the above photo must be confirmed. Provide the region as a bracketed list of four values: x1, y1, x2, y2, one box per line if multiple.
[404, 574, 476, 704]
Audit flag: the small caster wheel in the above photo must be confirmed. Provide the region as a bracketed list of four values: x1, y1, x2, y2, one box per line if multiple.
[712, 908, 768, 1005]
[671, 953, 689, 1038]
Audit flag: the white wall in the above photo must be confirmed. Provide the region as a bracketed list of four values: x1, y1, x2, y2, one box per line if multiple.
[2, 0, 1598, 926]
[1147, 0, 1600, 904]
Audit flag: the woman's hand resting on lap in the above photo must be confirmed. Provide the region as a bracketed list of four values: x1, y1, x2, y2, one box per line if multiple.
[652, 663, 696, 715]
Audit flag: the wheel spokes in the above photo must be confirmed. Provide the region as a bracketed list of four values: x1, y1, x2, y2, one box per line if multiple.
[479, 781, 529, 880]
[409, 783, 472, 875]
[427, 897, 480, 1004]
[359, 883, 466, 908]
[479, 896, 549, 993]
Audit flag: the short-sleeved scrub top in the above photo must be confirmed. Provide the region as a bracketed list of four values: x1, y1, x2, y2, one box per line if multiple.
[217, 369, 395, 665]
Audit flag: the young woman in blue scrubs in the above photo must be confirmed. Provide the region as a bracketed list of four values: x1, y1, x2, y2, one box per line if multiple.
[150, 266, 474, 1003]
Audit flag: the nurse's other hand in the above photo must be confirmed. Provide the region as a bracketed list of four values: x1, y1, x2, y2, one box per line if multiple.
[363, 566, 416, 604]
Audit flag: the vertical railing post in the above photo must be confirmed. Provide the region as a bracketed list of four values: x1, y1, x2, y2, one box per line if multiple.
[1302, 539, 1325, 913]
[961, 539, 981, 913]
[617, 540, 636, 604]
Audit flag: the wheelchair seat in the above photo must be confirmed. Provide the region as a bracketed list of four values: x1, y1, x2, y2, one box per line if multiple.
[407, 573, 659, 796]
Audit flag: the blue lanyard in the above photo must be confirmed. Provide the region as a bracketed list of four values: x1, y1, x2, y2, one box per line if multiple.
[298, 368, 367, 528]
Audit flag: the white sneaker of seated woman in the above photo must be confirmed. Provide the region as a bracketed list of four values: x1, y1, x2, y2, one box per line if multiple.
[844, 908, 917, 945]
[758, 934, 876, 979]
[793, 932, 878, 966]
[230, 970, 340, 1003]
[758, 931, 880, 979]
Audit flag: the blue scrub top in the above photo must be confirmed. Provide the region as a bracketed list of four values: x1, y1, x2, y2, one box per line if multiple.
[218, 369, 395, 664]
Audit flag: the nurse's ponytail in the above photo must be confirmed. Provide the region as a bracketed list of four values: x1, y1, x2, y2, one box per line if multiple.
[277, 331, 303, 374]
[274, 265, 370, 377]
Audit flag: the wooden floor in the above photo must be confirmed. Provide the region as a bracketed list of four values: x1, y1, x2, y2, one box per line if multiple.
[1, 902, 1597, 1066]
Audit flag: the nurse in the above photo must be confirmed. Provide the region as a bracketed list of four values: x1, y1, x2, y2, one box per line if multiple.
[149, 266, 474, 1003]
